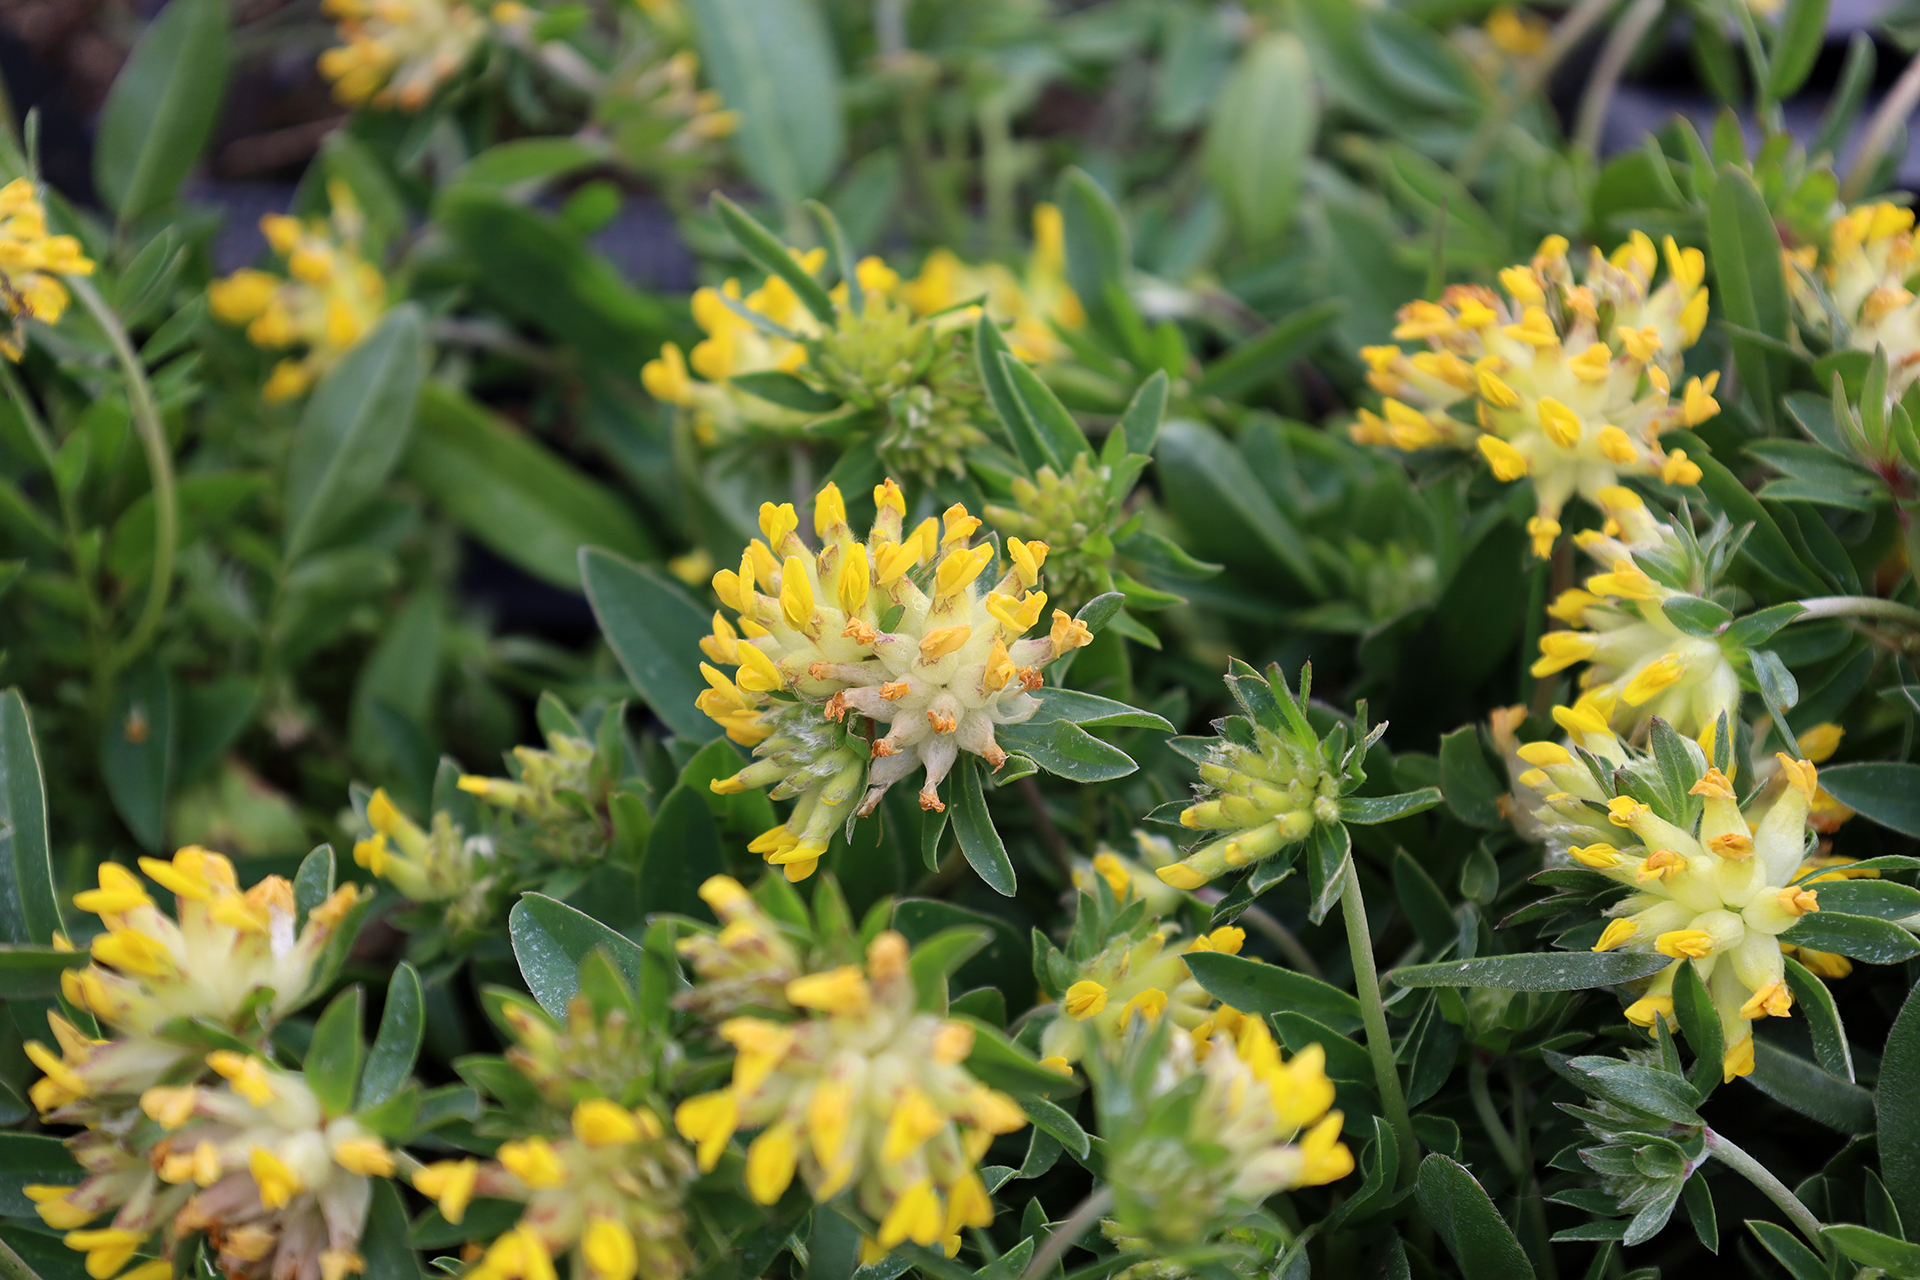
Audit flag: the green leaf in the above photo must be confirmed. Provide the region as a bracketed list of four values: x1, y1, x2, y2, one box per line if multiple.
[977, 314, 1058, 474]
[730, 370, 843, 413]
[1341, 788, 1442, 826]
[99, 659, 174, 853]
[93, 0, 229, 222]
[509, 893, 646, 1018]
[999, 354, 1091, 464]
[0, 946, 87, 998]
[1204, 32, 1317, 247]
[1661, 596, 1734, 637]
[1817, 763, 1920, 837]
[1118, 370, 1169, 457]
[1415, 1154, 1538, 1280]
[1156, 420, 1326, 593]
[306, 986, 366, 1118]
[687, 0, 843, 208]
[581, 548, 716, 741]
[1183, 950, 1363, 1031]
[1781, 956, 1853, 1081]
[0, 1133, 82, 1215]
[1393, 850, 1456, 955]
[1660, 430, 1821, 593]
[1192, 300, 1343, 400]
[1748, 648, 1800, 754]
[1747, 1220, 1827, 1280]
[1671, 959, 1723, 1098]
[951, 757, 1016, 897]
[1779, 911, 1920, 964]
[452, 138, 609, 189]
[361, 1178, 428, 1280]
[1563, 1056, 1704, 1126]
[992, 719, 1136, 783]
[1303, 818, 1351, 924]
[293, 843, 335, 932]
[956, 1015, 1078, 1099]
[405, 383, 656, 589]
[1019, 1095, 1090, 1160]
[433, 190, 672, 367]
[358, 963, 423, 1110]
[906, 926, 991, 1013]
[1824, 1224, 1920, 1277]
[1749, 1037, 1875, 1133]
[1768, 0, 1831, 98]
[1056, 168, 1143, 361]
[1024, 688, 1173, 732]
[1389, 950, 1675, 991]
[284, 305, 427, 562]
[639, 785, 725, 921]
[1881, 980, 1920, 1226]
[712, 194, 837, 325]
[1707, 170, 1789, 429]
[1812, 880, 1920, 920]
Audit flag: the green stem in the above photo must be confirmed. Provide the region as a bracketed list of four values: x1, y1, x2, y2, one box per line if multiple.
[1341, 858, 1419, 1185]
[0, 1234, 42, 1280]
[1793, 595, 1920, 629]
[1468, 1056, 1523, 1175]
[1020, 1185, 1115, 1280]
[73, 275, 175, 673]
[1702, 1127, 1825, 1249]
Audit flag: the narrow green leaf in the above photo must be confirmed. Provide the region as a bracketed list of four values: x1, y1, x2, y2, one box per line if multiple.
[1192, 300, 1343, 400]
[93, 0, 229, 221]
[1118, 370, 1169, 456]
[1670, 961, 1723, 1098]
[951, 757, 1016, 897]
[0, 692, 62, 948]
[1881, 980, 1920, 1225]
[1204, 32, 1317, 247]
[1749, 1037, 1875, 1134]
[1340, 788, 1443, 825]
[1824, 1224, 1920, 1277]
[581, 548, 716, 742]
[638, 785, 726, 921]
[999, 354, 1091, 463]
[99, 659, 174, 853]
[1416, 1154, 1538, 1280]
[358, 963, 424, 1109]
[1184, 950, 1363, 1031]
[687, 0, 843, 208]
[1817, 762, 1920, 837]
[992, 719, 1136, 784]
[713, 194, 836, 322]
[1389, 950, 1675, 991]
[508, 894, 646, 1018]
[1747, 1220, 1827, 1280]
[306, 987, 366, 1119]
[1018, 1095, 1091, 1160]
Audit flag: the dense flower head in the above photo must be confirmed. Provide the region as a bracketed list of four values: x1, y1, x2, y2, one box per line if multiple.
[1158, 661, 1380, 890]
[456, 728, 614, 862]
[352, 787, 492, 911]
[673, 893, 1027, 1257]
[1510, 716, 1839, 1081]
[1527, 487, 1742, 741]
[597, 48, 738, 177]
[1038, 916, 1246, 1069]
[0, 176, 94, 359]
[1354, 231, 1713, 556]
[696, 479, 1093, 881]
[317, 0, 496, 109]
[31, 847, 365, 1123]
[1788, 201, 1920, 401]
[207, 184, 386, 401]
[1100, 1016, 1352, 1250]
[983, 452, 1126, 614]
[1068, 832, 1189, 917]
[417, 1096, 696, 1280]
[672, 875, 808, 1019]
[900, 203, 1085, 363]
[30, 1057, 390, 1280]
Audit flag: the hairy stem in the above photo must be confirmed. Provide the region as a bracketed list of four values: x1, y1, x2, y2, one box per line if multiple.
[74, 276, 175, 673]
[1469, 1055, 1524, 1175]
[1794, 595, 1920, 629]
[1703, 1126, 1825, 1248]
[1342, 858, 1420, 1185]
[1844, 48, 1920, 200]
[1021, 1185, 1116, 1280]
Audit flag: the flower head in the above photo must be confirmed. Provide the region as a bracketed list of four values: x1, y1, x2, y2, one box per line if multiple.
[208, 183, 386, 401]
[672, 876, 809, 1018]
[1512, 719, 1844, 1081]
[1527, 488, 1742, 741]
[1355, 232, 1712, 555]
[0, 177, 93, 359]
[1097, 1017, 1351, 1249]
[1158, 661, 1382, 891]
[673, 925, 1026, 1253]
[696, 481, 1092, 880]
[31, 1058, 389, 1280]
[900, 204, 1085, 363]
[1788, 202, 1920, 402]
[31, 847, 365, 1122]
[318, 0, 492, 109]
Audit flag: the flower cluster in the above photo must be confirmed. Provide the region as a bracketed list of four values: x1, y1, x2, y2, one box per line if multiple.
[1099, 1016, 1353, 1250]
[352, 786, 492, 914]
[1528, 487, 1742, 741]
[1160, 662, 1379, 890]
[984, 452, 1133, 616]
[696, 480, 1092, 881]
[900, 204, 1085, 364]
[673, 878, 1027, 1259]
[1787, 201, 1920, 401]
[1354, 232, 1714, 556]
[318, 0, 496, 110]
[1038, 907, 1244, 1069]
[25, 849, 374, 1280]
[1511, 718, 1842, 1081]
[208, 185, 387, 401]
[0, 176, 94, 359]
[597, 48, 739, 179]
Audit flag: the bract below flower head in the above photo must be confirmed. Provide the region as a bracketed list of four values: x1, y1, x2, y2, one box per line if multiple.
[0, 177, 94, 360]
[1511, 718, 1845, 1081]
[672, 928, 1027, 1257]
[1099, 1016, 1352, 1250]
[30, 1056, 389, 1280]
[207, 183, 386, 402]
[31, 847, 365, 1122]
[1354, 231, 1713, 556]
[1158, 661, 1381, 890]
[1527, 488, 1742, 742]
[696, 480, 1092, 881]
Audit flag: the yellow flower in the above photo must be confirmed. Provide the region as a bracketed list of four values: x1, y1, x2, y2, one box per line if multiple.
[1790, 202, 1920, 403]
[900, 204, 1085, 363]
[318, 0, 492, 108]
[0, 177, 94, 360]
[1357, 232, 1711, 554]
[208, 183, 385, 401]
